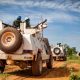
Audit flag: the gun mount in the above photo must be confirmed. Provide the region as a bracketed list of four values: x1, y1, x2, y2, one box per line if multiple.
[34, 19, 47, 29]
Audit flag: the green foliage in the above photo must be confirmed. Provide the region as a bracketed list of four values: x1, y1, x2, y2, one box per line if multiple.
[68, 54, 78, 60]
[0, 73, 10, 78]
[69, 73, 80, 80]
[69, 73, 78, 80]
[64, 44, 77, 57]
[69, 67, 80, 80]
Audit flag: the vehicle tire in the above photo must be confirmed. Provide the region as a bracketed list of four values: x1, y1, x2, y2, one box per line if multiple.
[0, 61, 5, 73]
[46, 55, 53, 69]
[63, 57, 67, 61]
[53, 57, 56, 61]
[0, 66, 5, 73]
[53, 47, 61, 55]
[0, 27, 23, 53]
[32, 54, 42, 76]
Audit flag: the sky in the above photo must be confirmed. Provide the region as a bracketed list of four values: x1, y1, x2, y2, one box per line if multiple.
[0, 0, 80, 51]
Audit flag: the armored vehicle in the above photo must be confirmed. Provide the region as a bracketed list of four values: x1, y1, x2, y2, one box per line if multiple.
[51, 43, 67, 61]
[0, 19, 53, 75]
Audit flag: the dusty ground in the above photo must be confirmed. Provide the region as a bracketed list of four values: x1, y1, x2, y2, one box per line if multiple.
[0, 61, 80, 80]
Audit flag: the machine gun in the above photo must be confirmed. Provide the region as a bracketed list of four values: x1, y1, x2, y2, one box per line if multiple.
[34, 19, 47, 29]
[2, 23, 13, 28]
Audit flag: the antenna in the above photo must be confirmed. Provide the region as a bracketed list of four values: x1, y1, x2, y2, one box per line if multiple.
[41, 16, 44, 38]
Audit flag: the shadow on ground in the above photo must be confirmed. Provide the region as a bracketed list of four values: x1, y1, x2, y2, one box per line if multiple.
[7, 67, 70, 78]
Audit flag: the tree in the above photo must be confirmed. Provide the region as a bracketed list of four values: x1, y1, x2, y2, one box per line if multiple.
[64, 44, 77, 56]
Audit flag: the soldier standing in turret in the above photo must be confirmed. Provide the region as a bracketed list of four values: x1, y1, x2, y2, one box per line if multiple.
[24, 17, 31, 28]
[13, 16, 22, 29]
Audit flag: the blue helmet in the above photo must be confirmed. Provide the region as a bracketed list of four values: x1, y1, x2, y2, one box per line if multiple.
[17, 16, 21, 20]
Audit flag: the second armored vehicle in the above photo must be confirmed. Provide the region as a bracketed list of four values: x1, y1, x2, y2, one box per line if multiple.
[51, 43, 67, 61]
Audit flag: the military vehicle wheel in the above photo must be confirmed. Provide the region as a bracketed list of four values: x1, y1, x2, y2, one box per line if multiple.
[63, 57, 67, 61]
[53, 57, 56, 61]
[32, 54, 42, 76]
[0, 61, 5, 73]
[46, 55, 53, 69]
[0, 27, 22, 53]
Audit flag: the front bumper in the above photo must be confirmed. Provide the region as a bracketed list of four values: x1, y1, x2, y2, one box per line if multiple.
[0, 53, 34, 61]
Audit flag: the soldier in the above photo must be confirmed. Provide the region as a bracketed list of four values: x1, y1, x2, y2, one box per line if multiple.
[13, 16, 22, 29]
[24, 17, 31, 28]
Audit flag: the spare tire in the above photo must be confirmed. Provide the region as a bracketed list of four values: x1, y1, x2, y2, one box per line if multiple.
[0, 27, 23, 53]
[53, 47, 61, 55]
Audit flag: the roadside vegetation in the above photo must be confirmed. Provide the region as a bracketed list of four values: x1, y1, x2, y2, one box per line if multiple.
[0, 73, 10, 79]
[64, 44, 80, 80]
[64, 44, 80, 63]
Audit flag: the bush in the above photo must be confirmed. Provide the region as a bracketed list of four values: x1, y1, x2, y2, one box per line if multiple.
[69, 67, 80, 80]
[69, 73, 78, 80]
[68, 54, 78, 60]
[70, 74, 80, 80]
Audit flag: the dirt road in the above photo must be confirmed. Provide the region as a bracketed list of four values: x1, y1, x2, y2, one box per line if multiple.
[0, 61, 70, 80]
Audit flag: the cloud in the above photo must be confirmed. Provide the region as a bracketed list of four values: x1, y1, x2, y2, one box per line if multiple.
[0, 0, 80, 12]
[0, 10, 79, 25]
[0, 0, 79, 24]
[47, 12, 79, 23]
[0, 12, 17, 24]
[28, 11, 79, 24]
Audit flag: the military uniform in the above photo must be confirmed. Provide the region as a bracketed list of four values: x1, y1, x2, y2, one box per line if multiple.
[25, 18, 31, 28]
[13, 16, 22, 29]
